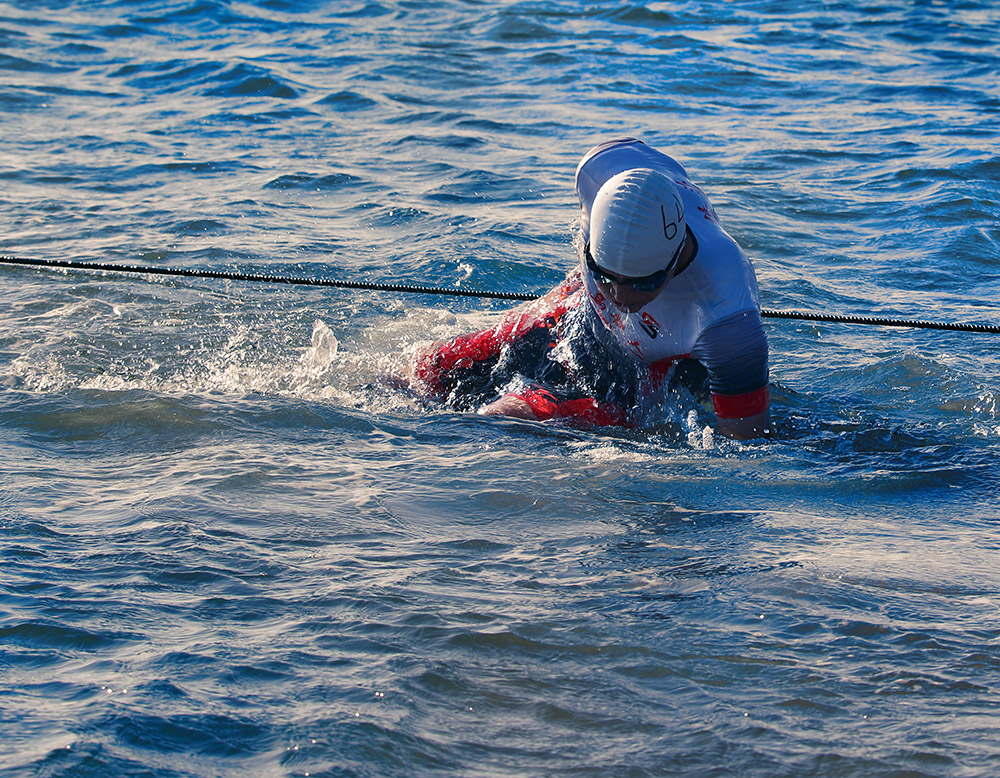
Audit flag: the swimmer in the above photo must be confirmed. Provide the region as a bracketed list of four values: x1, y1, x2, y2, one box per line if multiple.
[409, 138, 770, 440]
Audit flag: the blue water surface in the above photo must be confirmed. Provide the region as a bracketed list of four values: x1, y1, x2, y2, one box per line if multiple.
[2, 1, 1000, 776]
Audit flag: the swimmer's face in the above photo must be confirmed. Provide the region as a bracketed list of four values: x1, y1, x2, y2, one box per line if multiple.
[584, 243, 671, 313]
[592, 274, 665, 313]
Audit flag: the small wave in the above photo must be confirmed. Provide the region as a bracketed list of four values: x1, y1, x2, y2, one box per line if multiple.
[84, 159, 252, 192]
[132, 0, 265, 30]
[107, 711, 273, 757]
[0, 89, 45, 110]
[0, 27, 27, 45]
[526, 51, 576, 66]
[425, 169, 543, 204]
[316, 90, 378, 111]
[264, 172, 363, 190]
[489, 16, 560, 42]
[396, 133, 486, 150]
[605, 6, 685, 28]
[96, 24, 148, 39]
[109, 58, 223, 89]
[170, 219, 229, 235]
[359, 205, 430, 228]
[0, 53, 72, 73]
[332, 2, 395, 19]
[54, 42, 105, 56]
[384, 107, 469, 125]
[0, 621, 132, 651]
[34, 84, 128, 99]
[205, 64, 300, 99]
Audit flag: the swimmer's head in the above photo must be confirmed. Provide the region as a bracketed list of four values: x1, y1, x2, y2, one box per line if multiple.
[589, 168, 686, 279]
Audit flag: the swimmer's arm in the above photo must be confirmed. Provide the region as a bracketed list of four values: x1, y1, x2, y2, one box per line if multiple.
[410, 270, 584, 397]
[691, 310, 771, 440]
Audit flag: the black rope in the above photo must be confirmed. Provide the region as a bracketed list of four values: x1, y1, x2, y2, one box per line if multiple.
[3, 254, 999, 334]
[0, 255, 536, 301]
[759, 308, 1000, 334]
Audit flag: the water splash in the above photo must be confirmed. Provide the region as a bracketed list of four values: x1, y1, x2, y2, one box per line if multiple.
[298, 320, 339, 378]
[685, 409, 715, 450]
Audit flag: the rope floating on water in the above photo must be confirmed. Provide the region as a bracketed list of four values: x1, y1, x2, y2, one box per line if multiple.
[0, 255, 534, 301]
[3, 254, 999, 334]
[758, 308, 1000, 334]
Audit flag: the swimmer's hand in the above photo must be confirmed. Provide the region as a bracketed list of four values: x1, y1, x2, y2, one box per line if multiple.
[479, 395, 538, 420]
[716, 407, 770, 441]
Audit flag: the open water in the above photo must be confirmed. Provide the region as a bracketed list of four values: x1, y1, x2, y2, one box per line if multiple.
[2, 1, 1000, 776]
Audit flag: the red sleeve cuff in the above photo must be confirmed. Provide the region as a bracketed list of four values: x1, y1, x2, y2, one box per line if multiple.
[712, 385, 769, 419]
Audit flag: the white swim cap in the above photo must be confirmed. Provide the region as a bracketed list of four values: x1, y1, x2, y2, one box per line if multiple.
[589, 168, 686, 277]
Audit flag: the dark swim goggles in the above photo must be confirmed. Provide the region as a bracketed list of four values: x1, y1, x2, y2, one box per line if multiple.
[584, 233, 686, 293]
